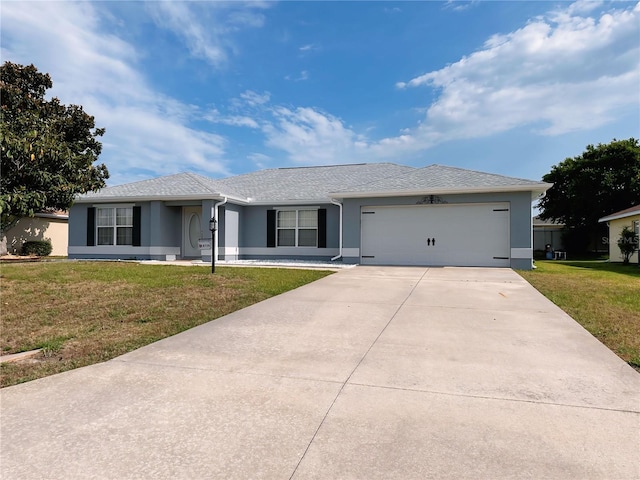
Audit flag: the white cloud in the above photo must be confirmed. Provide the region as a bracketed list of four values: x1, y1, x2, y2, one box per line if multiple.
[263, 107, 365, 165]
[239, 90, 272, 107]
[565, 0, 604, 16]
[444, 1, 480, 13]
[204, 109, 260, 129]
[391, 0, 640, 150]
[1, 1, 232, 184]
[298, 43, 321, 55]
[147, 2, 269, 67]
[148, 3, 227, 66]
[285, 70, 310, 82]
[247, 152, 272, 169]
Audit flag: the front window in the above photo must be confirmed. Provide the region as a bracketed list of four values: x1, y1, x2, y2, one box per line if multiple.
[97, 207, 133, 245]
[277, 209, 317, 247]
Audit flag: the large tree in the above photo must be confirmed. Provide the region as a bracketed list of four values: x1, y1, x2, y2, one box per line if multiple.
[0, 62, 109, 231]
[538, 138, 640, 252]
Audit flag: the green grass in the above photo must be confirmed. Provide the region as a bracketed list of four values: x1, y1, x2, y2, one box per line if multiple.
[519, 260, 640, 369]
[0, 261, 333, 387]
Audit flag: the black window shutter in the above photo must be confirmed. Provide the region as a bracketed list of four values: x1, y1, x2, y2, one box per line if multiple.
[318, 208, 327, 248]
[267, 210, 276, 247]
[87, 208, 95, 246]
[132, 206, 141, 246]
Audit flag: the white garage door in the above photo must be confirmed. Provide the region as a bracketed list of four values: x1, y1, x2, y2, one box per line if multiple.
[360, 203, 510, 267]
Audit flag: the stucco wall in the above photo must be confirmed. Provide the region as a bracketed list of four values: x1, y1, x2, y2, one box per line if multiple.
[221, 204, 241, 260]
[68, 202, 182, 260]
[68, 192, 538, 268]
[4, 216, 68, 256]
[232, 203, 340, 260]
[150, 201, 182, 248]
[607, 215, 640, 263]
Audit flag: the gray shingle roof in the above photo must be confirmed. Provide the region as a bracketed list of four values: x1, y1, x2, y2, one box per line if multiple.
[214, 163, 415, 202]
[331, 164, 550, 196]
[77, 172, 244, 201]
[77, 163, 549, 203]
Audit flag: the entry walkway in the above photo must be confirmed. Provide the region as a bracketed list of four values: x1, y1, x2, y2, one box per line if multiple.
[1, 267, 638, 479]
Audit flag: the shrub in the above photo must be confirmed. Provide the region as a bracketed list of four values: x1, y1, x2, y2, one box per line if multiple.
[618, 226, 638, 264]
[21, 240, 53, 257]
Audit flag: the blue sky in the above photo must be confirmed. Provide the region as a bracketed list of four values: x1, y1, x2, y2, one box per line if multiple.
[2, 1, 639, 187]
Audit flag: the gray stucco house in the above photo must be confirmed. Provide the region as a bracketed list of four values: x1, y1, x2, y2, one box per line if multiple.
[69, 163, 551, 270]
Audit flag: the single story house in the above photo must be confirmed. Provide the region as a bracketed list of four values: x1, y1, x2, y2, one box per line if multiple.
[68, 163, 551, 270]
[598, 204, 640, 264]
[2, 211, 69, 256]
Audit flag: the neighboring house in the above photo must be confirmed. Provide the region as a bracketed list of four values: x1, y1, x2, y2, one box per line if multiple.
[598, 205, 640, 264]
[3, 211, 69, 256]
[68, 163, 551, 270]
[533, 216, 566, 252]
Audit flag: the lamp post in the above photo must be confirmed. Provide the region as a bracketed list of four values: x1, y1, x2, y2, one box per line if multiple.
[209, 216, 217, 274]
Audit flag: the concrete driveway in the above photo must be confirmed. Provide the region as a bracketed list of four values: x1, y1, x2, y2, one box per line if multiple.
[1, 266, 639, 479]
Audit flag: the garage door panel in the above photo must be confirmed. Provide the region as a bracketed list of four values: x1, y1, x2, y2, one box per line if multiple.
[361, 204, 510, 267]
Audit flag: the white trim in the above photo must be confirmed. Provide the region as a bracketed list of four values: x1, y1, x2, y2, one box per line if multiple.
[69, 246, 181, 255]
[330, 184, 552, 199]
[270, 205, 322, 210]
[362, 201, 509, 210]
[92, 203, 135, 208]
[241, 247, 339, 257]
[96, 205, 134, 246]
[77, 195, 248, 204]
[276, 208, 319, 247]
[221, 247, 240, 255]
[213, 197, 228, 262]
[598, 209, 640, 223]
[510, 248, 532, 259]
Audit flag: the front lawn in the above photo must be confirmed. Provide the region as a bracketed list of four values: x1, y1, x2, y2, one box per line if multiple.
[519, 261, 640, 370]
[0, 261, 333, 387]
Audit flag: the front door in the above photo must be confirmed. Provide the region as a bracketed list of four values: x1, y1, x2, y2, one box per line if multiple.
[182, 207, 202, 258]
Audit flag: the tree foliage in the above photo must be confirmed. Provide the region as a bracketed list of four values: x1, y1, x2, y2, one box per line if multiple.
[538, 138, 640, 252]
[0, 62, 109, 231]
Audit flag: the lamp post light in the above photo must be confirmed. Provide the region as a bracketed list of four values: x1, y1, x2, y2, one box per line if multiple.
[209, 216, 217, 274]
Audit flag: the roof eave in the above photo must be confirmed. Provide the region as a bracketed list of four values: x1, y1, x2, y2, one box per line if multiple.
[329, 183, 553, 199]
[598, 210, 640, 223]
[74, 193, 249, 205]
[247, 199, 333, 206]
[34, 212, 69, 220]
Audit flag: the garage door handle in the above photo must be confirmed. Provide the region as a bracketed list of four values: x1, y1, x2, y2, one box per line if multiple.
[427, 237, 436, 246]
